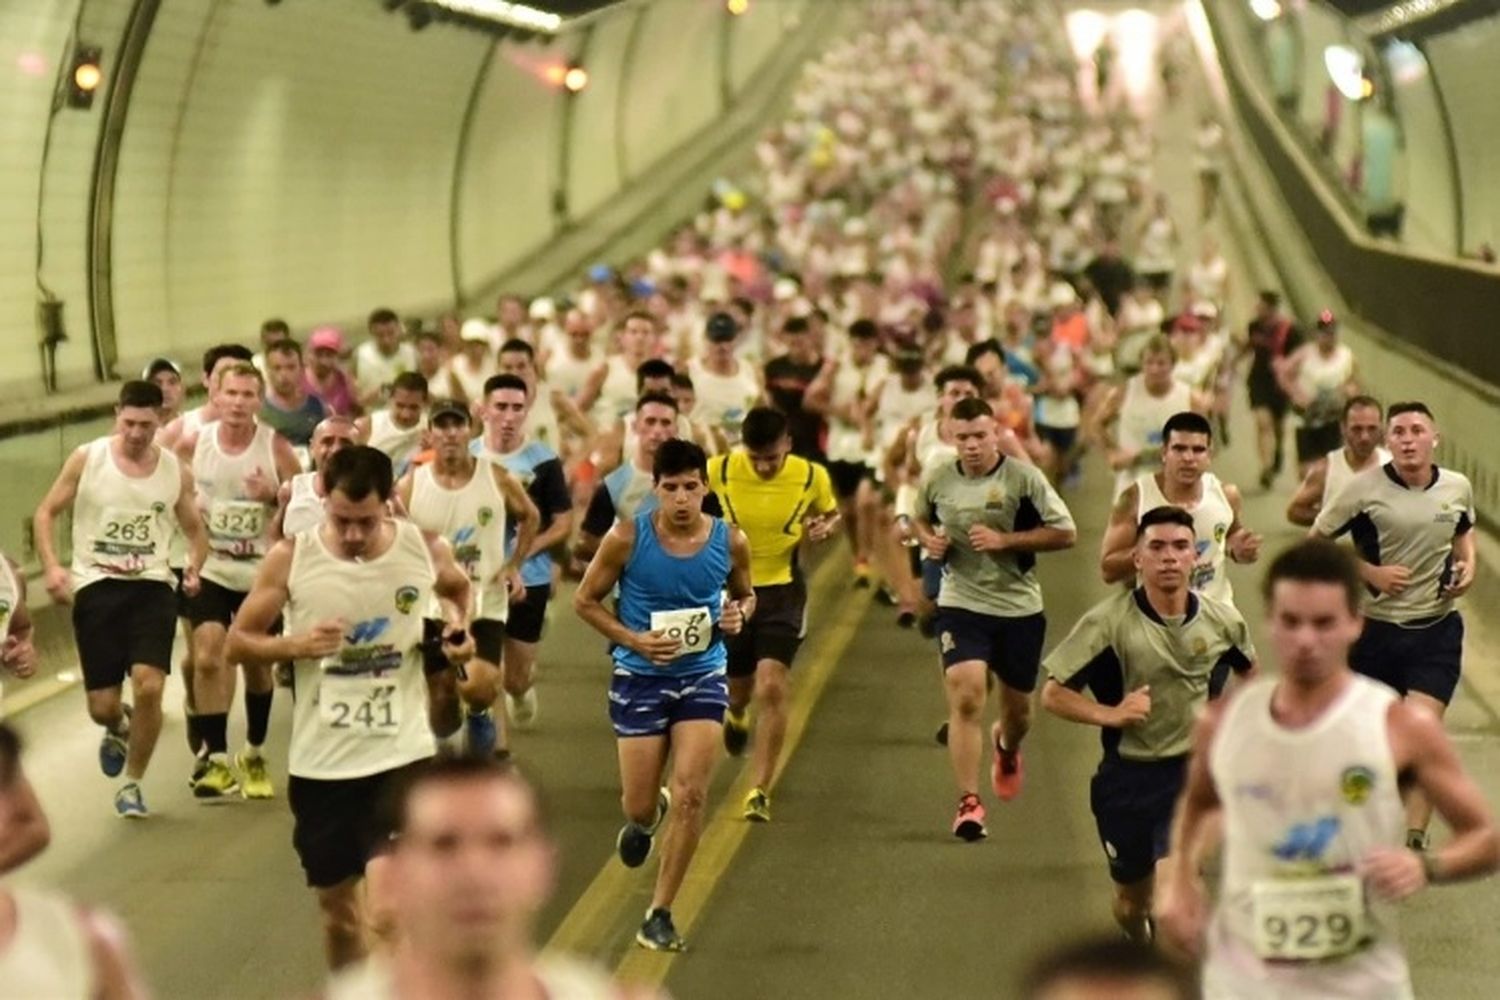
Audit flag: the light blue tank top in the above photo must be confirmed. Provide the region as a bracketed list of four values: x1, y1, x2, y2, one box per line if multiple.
[613, 512, 730, 677]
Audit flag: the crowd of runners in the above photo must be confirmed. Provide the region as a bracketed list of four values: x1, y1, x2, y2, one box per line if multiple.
[0, 1, 1495, 998]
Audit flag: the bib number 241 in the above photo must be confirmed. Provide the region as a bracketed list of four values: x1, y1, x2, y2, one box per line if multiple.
[319, 676, 401, 737]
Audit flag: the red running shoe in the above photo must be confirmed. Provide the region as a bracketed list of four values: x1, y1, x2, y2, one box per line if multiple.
[952, 793, 987, 842]
[991, 722, 1024, 801]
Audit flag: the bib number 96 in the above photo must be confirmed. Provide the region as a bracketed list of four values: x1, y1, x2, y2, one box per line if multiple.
[650, 606, 712, 657]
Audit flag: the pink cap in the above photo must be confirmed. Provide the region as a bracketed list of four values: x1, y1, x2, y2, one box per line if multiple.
[308, 327, 344, 352]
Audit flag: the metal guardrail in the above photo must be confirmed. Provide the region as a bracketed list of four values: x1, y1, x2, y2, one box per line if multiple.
[1205, 0, 1500, 390]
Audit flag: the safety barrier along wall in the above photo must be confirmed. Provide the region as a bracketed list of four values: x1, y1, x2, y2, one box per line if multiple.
[1204, 0, 1500, 389]
[1, 0, 820, 406]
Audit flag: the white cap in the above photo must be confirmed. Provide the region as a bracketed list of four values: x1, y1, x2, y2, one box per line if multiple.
[773, 277, 800, 301]
[460, 319, 493, 344]
[1048, 281, 1078, 308]
[529, 297, 556, 322]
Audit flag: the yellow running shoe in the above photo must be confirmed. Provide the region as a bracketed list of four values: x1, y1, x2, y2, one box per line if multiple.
[743, 786, 771, 823]
[235, 748, 274, 800]
[192, 757, 240, 801]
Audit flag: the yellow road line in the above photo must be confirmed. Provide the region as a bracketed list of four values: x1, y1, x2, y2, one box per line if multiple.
[542, 551, 870, 966]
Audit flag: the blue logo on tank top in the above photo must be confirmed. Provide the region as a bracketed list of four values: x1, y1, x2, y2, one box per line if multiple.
[1271, 816, 1340, 862]
[346, 618, 390, 645]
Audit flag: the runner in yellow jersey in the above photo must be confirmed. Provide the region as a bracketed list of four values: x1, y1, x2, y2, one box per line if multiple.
[709, 407, 840, 822]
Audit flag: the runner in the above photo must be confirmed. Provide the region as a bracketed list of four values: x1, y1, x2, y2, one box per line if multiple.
[1279, 309, 1361, 479]
[1099, 411, 1261, 611]
[709, 407, 840, 823]
[277, 416, 362, 540]
[573, 438, 755, 952]
[398, 399, 539, 757]
[1311, 401, 1477, 850]
[496, 338, 593, 458]
[33, 380, 209, 816]
[225, 445, 476, 970]
[143, 357, 185, 424]
[0, 551, 37, 685]
[353, 307, 416, 410]
[1089, 336, 1200, 499]
[326, 757, 655, 999]
[687, 311, 762, 450]
[157, 343, 254, 451]
[578, 311, 657, 422]
[1043, 506, 1256, 940]
[1286, 396, 1389, 527]
[912, 397, 1077, 840]
[260, 338, 328, 451]
[176, 362, 303, 800]
[1241, 291, 1302, 490]
[473, 374, 574, 732]
[355, 371, 428, 479]
[1155, 539, 1499, 998]
[0, 724, 149, 998]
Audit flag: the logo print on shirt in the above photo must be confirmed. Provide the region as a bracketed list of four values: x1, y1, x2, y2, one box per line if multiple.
[1271, 816, 1340, 862]
[346, 617, 391, 646]
[1340, 766, 1375, 806]
[394, 586, 419, 615]
[477, 506, 495, 527]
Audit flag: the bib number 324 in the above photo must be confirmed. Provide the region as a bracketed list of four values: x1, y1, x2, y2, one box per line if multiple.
[650, 606, 712, 658]
[1250, 874, 1367, 961]
[319, 675, 401, 737]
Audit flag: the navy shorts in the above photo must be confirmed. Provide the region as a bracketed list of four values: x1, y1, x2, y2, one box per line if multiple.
[1350, 613, 1464, 705]
[609, 668, 729, 737]
[935, 608, 1047, 692]
[1090, 755, 1188, 884]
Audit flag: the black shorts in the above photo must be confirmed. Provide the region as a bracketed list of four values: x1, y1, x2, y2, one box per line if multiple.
[728, 581, 807, 677]
[505, 585, 552, 644]
[288, 760, 426, 889]
[1294, 422, 1342, 464]
[172, 567, 190, 618]
[1090, 755, 1188, 884]
[1247, 375, 1289, 417]
[1036, 424, 1079, 455]
[72, 579, 177, 691]
[826, 460, 872, 500]
[935, 607, 1047, 692]
[185, 577, 248, 628]
[419, 619, 503, 673]
[1350, 613, 1464, 704]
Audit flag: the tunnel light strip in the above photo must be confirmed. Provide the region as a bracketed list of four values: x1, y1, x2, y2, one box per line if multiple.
[427, 0, 564, 33]
[1357, 0, 1462, 36]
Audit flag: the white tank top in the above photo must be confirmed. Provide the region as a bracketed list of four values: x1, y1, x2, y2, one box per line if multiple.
[193, 422, 280, 592]
[286, 520, 437, 780]
[0, 889, 94, 1000]
[877, 381, 937, 451]
[0, 556, 17, 649]
[325, 954, 622, 1000]
[1295, 345, 1355, 425]
[596, 356, 639, 421]
[688, 359, 760, 446]
[825, 358, 887, 463]
[71, 437, 181, 592]
[523, 383, 563, 452]
[282, 471, 325, 539]
[914, 416, 956, 472]
[409, 460, 509, 623]
[1136, 471, 1236, 603]
[368, 410, 423, 478]
[548, 347, 596, 400]
[1323, 446, 1392, 508]
[1204, 676, 1410, 1000]
[1114, 375, 1192, 497]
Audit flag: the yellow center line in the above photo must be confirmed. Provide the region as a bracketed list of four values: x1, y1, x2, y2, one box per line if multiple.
[542, 551, 872, 979]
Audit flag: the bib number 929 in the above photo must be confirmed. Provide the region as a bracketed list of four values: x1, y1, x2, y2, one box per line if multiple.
[1250, 874, 1366, 961]
[318, 676, 400, 737]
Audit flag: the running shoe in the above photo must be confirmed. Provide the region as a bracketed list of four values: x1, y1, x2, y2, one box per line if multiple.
[636, 908, 685, 952]
[896, 610, 917, 629]
[616, 788, 670, 868]
[934, 721, 949, 746]
[991, 723, 1024, 802]
[952, 793, 987, 841]
[192, 758, 240, 801]
[99, 728, 128, 779]
[743, 786, 771, 823]
[465, 708, 498, 758]
[236, 747, 274, 800]
[722, 708, 750, 757]
[114, 782, 148, 819]
[506, 687, 539, 730]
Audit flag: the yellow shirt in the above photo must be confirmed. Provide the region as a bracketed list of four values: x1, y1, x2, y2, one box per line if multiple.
[708, 451, 838, 587]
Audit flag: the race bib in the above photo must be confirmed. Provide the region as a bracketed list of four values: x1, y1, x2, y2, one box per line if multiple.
[318, 674, 401, 737]
[650, 606, 712, 658]
[97, 507, 158, 555]
[1250, 873, 1367, 962]
[208, 500, 265, 541]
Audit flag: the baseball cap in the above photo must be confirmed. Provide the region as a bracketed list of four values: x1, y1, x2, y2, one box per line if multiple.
[308, 327, 344, 353]
[705, 312, 740, 343]
[428, 399, 471, 426]
[142, 357, 182, 380]
[587, 263, 615, 283]
[528, 297, 556, 322]
[1316, 308, 1338, 330]
[460, 319, 493, 344]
